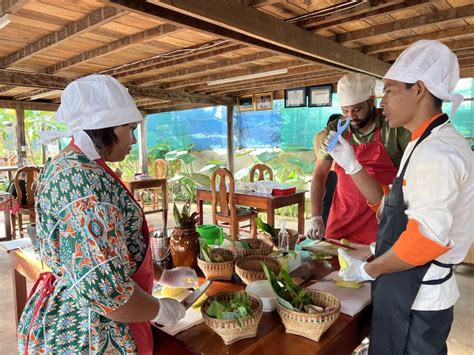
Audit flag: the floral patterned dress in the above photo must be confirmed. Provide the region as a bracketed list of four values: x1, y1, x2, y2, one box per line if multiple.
[17, 151, 148, 354]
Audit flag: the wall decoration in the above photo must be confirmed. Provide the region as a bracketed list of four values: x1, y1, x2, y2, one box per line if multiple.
[284, 87, 306, 108]
[237, 95, 254, 112]
[254, 92, 273, 111]
[308, 84, 333, 107]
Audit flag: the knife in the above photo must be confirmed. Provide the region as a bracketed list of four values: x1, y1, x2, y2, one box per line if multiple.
[181, 280, 212, 309]
[320, 237, 357, 250]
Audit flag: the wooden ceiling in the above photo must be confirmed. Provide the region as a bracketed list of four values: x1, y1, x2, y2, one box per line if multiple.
[0, 0, 472, 113]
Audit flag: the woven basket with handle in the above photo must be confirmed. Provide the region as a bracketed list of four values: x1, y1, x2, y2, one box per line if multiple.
[277, 289, 341, 342]
[233, 238, 273, 257]
[201, 292, 263, 345]
[235, 255, 281, 285]
[197, 248, 235, 280]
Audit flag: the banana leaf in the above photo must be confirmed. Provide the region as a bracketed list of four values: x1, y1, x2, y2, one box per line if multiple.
[256, 217, 276, 239]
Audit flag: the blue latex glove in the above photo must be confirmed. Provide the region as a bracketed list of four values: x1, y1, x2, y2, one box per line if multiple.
[326, 131, 362, 175]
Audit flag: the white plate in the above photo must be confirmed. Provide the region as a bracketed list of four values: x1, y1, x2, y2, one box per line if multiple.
[246, 280, 277, 312]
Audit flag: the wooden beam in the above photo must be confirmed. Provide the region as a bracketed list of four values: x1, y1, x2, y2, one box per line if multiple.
[0, 99, 58, 111]
[0, 69, 234, 105]
[14, 109, 26, 167]
[336, 4, 474, 44]
[1, 0, 30, 14]
[102, 41, 241, 78]
[138, 115, 148, 174]
[132, 52, 284, 86]
[364, 26, 474, 54]
[301, 0, 430, 31]
[381, 38, 474, 61]
[0, 7, 124, 68]
[44, 23, 180, 74]
[147, 102, 213, 114]
[109, 0, 390, 77]
[226, 105, 234, 174]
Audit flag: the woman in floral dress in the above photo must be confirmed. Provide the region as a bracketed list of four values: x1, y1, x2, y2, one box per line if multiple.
[17, 75, 197, 354]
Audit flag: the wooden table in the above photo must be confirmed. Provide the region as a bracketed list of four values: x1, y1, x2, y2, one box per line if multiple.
[196, 187, 306, 235]
[10, 249, 371, 354]
[9, 249, 48, 325]
[0, 165, 18, 181]
[127, 178, 168, 230]
[155, 256, 371, 354]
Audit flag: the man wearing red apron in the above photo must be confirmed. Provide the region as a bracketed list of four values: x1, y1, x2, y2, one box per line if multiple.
[329, 40, 473, 354]
[308, 73, 411, 244]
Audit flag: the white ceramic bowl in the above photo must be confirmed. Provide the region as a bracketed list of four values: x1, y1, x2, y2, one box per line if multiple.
[246, 280, 277, 312]
[370, 242, 376, 255]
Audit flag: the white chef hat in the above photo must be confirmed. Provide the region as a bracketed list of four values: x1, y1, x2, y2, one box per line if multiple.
[40, 74, 143, 160]
[384, 40, 463, 117]
[337, 73, 376, 106]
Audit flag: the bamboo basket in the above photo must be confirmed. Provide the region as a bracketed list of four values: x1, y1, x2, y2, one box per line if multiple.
[197, 248, 235, 280]
[233, 238, 273, 258]
[259, 228, 299, 250]
[235, 255, 281, 285]
[201, 292, 263, 345]
[277, 289, 341, 342]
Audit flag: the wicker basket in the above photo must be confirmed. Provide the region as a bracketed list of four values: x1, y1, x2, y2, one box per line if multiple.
[233, 238, 274, 258]
[197, 248, 235, 280]
[259, 228, 299, 250]
[201, 292, 263, 345]
[235, 255, 281, 285]
[277, 289, 341, 342]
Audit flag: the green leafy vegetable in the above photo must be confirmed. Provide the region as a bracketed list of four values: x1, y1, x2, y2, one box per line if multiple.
[261, 262, 314, 311]
[206, 293, 253, 327]
[256, 217, 276, 239]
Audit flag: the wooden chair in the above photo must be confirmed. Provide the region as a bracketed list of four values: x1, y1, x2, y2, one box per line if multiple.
[211, 168, 257, 240]
[11, 166, 40, 239]
[150, 159, 168, 210]
[249, 163, 273, 182]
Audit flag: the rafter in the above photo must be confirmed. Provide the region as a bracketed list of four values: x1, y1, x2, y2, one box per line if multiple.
[0, 7, 125, 68]
[336, 4, 474, 44]
[0, 99, 58, 111]
[0, 69, 234, 105]
[44, 23, 180, 74]
[109, 0, 390, 77]
[131, 51, 281, 86]
[1, 0, 30, 15]
[364, 26, 474, 54]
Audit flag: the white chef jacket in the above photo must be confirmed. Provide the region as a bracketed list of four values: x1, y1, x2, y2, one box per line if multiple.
[378, 120, 474, 311]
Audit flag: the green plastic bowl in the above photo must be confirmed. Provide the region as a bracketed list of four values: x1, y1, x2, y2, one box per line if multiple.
[196, 224, 223, 245]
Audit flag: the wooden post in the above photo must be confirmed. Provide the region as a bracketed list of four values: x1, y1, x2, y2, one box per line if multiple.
[41, 121, 46, 164]
[226, 105, 234, 174]
[14, 109, 26, 167]
[138, 114, 148, 174]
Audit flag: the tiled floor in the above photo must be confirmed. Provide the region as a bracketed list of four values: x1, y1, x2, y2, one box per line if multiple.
[0, 205, 473, 354]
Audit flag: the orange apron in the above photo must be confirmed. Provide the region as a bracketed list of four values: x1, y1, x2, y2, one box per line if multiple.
[24, 143, 154, 354]
[325, 127, 398, 245]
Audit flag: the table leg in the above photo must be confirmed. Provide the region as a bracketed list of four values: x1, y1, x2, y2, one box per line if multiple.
[297, 196, 305, 235]
[162, 184, 168, 230]
[4, 211, 12, 240]
[196, 196, 204, 225]
[12, 264, 27, 326]
[267, 203, 275, 228]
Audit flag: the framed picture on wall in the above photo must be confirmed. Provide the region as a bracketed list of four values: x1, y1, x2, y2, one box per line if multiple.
[254, 92, 273, 111]
[308, 84, 333, 107]
[237, 95, 254, 112]
[284, 87, 306, 108]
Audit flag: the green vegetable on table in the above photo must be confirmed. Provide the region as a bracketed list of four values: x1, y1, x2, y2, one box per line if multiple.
[256, 217, 277, 239]
[198, 238, 225, 262]
[206, 292, 254, 327]
[261, 262, 314, 311]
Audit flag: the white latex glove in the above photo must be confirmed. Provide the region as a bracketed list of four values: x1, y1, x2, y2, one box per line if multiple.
[152, 298, 186, 327]
[326, 131, 363, 175]
[306, 215, 325, 240]
[338, 248, 375, 282]
[158, 267, 198, 288]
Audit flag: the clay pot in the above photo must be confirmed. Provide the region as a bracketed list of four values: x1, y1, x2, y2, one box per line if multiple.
[170, 227, 200, 268]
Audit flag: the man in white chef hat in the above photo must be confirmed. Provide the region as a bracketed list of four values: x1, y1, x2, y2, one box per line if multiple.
[329, 40, 473, 354]
[307, 72, 410, 246]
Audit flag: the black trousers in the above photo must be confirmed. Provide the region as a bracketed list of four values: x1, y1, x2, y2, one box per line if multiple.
[404, 307, 454, 355]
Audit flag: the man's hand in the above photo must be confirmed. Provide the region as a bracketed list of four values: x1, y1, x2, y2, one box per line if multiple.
[152, 298, 186, 327]
[158, 267, 198, 288]
[306, 215, 325, 240]
[338, 249, 375, 282]
[326, 131, 362, 175]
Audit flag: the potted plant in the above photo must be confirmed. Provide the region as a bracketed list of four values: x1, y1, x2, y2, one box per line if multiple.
[170, 200, 200, 268]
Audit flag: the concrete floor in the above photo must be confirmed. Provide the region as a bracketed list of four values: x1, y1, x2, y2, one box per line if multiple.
[0, 207, 473, 354]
